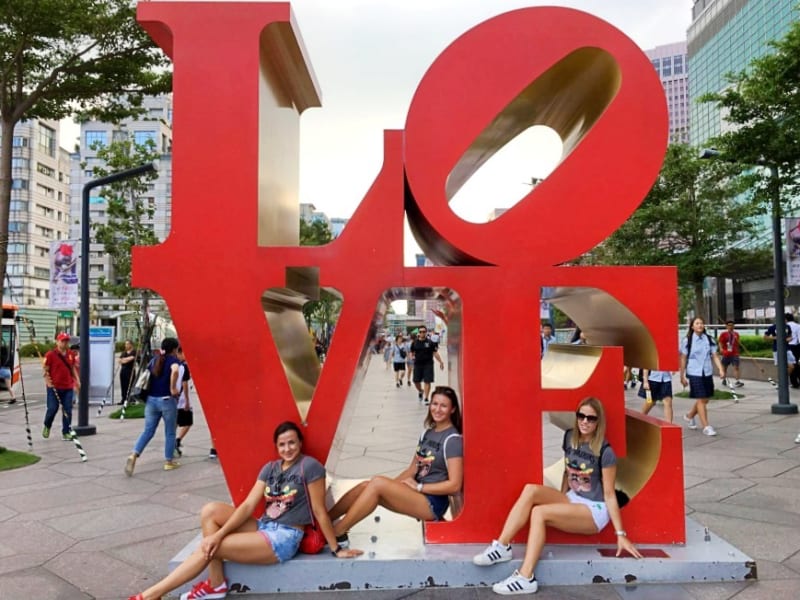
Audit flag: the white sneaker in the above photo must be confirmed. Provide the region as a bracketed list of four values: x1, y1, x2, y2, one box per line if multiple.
[473, 540, 512, 566]
[703, 425, 717, 436]
[683, 414, 697, 430]
[794, 433, 800, 444]
[492, 570, 538, 595]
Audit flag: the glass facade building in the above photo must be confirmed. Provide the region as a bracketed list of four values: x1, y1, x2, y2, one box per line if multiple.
[689, 0, 797, 146]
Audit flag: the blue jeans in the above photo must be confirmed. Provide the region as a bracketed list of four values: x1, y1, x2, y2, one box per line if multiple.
[44, 387, 73, 434]
[134, 396, 178, 460]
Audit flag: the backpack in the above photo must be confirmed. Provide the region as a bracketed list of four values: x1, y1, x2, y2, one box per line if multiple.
[685, 332, 715, 356]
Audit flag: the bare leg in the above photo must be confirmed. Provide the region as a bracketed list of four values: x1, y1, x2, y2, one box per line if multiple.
[695, 398, 710, 428]
[517, 503, 597, 579]
[640, 401, 653, 416]
[496, 484, 568, 546]
[423, 381, 431, 401]
[328, 481, 369, 521]
[138, 502, 270, 600]
[332, 476, 432, 536]
[663, 397, 673, 423]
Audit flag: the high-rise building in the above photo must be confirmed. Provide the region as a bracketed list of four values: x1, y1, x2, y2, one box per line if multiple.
[689, 0, 797, 146]
[645, 41, 690, 144]
[6, 119, 72, 309]
[69, 95, 173, 322]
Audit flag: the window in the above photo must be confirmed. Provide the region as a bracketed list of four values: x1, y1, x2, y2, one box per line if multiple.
[8, 243, 27, 255]
[661, 56, 672, 77]
[37, 162, 55, 177]
[8, 222, 28, 233]
[38, 124, 56, 157]
[673, 55, 684, 75]
[35, 246, 48, 257]
[10, 200, 28, 212]
[85, 130, 108, 149]
[36, 183, 55, 198]
[35, 204, 54, 218]
[7, 264, 25, 275]
[12, 136, 28, 147]
[11, 157, 29, 169]
[34, 267, 50, 279]
[651, 58, 660, 74]
[11, 179, 29, 190]
[133, 130, 156, 146]
[35, 225, 54, 238]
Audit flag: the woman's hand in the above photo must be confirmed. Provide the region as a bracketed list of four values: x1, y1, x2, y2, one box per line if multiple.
[616, 535, 643, 559]
[200, 532, 222, 560]
[334, 547, 364, 559]
[680, 375, 688, 387]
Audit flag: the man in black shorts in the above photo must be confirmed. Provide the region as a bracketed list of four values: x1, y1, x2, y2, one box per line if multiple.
[410, 326, 444, 404]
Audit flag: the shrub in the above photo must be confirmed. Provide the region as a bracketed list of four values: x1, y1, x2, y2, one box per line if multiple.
[19, 342, 54, 358]
[738, 335, 771, 356]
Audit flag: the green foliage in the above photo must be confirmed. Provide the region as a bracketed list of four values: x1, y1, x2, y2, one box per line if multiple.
[738, 334, 771, 356]
[109, 402, 144, 419]
[601, 143, 757, 316]
[701, 18, 800, 205]
[20, 342, 54, 357]
[89, 137, 161, 301]
[299, 219, 341, 339]
[0, 447, 40, 471]
[0, 0, 171, 303]
[675, 389, 740, 401]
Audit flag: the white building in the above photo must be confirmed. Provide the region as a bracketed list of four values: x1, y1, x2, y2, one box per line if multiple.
[68, 95, 173, 321]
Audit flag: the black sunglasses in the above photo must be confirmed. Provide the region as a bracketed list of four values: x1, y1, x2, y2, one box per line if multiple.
[575, 411, 599, 423]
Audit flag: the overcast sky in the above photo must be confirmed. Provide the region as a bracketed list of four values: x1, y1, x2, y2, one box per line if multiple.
[64, 1, 694, 259]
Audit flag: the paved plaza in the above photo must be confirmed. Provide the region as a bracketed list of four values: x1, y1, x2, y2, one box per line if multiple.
[1, 355, 800, 599]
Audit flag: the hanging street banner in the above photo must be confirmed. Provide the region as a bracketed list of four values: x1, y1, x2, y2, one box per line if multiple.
[49, 240, 79, 309]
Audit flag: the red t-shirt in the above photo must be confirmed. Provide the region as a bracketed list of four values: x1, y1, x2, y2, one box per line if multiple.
[45, 349, 77, 389]
[718, 331, 740, 357]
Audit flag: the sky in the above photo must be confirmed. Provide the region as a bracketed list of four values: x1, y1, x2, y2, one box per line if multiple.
[61, 0, 694, 262]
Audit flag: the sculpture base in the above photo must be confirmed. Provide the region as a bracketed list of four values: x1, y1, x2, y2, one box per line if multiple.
[170, 516, 754, 594]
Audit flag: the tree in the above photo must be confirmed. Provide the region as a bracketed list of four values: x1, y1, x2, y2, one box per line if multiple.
[601, 143, 756, 318]
[88, 135, 160, 328]
[701, 18, 800, 225]
[298, 218, 340, 344]
[0, 0, 170, 301]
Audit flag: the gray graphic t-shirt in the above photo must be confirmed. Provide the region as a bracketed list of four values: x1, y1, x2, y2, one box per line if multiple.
[414, 426, 463, 485]
[257, 455, 325, 527]
[562, 429, 616, 503]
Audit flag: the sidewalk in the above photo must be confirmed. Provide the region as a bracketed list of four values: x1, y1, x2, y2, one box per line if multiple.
[0, 358, 799, 599]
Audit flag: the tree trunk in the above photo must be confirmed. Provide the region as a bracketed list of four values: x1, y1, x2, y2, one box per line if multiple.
[693, 280, 707, 322]
[0, 118, 16, 304]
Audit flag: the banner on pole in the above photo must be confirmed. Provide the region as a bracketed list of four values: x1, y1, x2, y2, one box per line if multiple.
[49, 240, 79, 309]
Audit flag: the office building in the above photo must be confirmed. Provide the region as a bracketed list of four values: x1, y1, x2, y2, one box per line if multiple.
[645, 41, 690, 144]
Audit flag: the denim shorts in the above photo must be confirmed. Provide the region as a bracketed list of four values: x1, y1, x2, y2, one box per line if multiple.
[566, 490, 610, 532]
[257, 520, 303, 562]
[426, 494, 450, 521]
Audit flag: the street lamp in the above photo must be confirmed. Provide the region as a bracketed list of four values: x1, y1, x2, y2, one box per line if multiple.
[700, 148, 797, 414]
[73, 162, 157, 436]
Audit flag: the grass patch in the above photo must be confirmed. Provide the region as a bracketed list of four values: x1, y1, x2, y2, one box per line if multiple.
[0, 446, 41, 471]
[109, 403, 145, 419]
[676, 389, 742, 400]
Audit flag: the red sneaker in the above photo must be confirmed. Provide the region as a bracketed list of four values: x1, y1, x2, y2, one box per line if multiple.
[180, 578, 229, 600]
[127, 595, 143, 600]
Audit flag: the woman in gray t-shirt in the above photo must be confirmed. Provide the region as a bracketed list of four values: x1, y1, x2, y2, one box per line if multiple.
[327, 386, 463, 543]
[473, 397, 642, 596]
[126, 421, 362, 600]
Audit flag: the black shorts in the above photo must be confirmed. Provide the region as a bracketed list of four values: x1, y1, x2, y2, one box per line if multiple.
[721, 355, 740, 367]
[393, 361, 406, 372]
[177, 408, 194, 427]
[687, 375, 714, 399]
[413, 362, 434, 384]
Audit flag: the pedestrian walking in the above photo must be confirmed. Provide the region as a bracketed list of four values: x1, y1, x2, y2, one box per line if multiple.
[118, 339, 137, 404]
[174, 346, 193, 458]
[680, 317, 725, 437]
[392, 339, 407, 387]
[473, 397, 640, 595]
[638, 369, 674, 423]
[42, 332, 80, 440]
[718, 320, 744, 388]
[410, 326, 445, 404]
[125, 337, 182, 475]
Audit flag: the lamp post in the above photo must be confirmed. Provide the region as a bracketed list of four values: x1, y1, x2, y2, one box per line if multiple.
[700, 149, 797, 414]
[73, 162, 157, 436]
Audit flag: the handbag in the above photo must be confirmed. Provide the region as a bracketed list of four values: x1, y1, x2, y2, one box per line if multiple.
[299, 458, 326, 554]
[131, 362, 152, 401]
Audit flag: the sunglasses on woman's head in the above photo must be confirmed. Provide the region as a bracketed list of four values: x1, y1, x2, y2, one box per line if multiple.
[575, 411, 598, 423]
